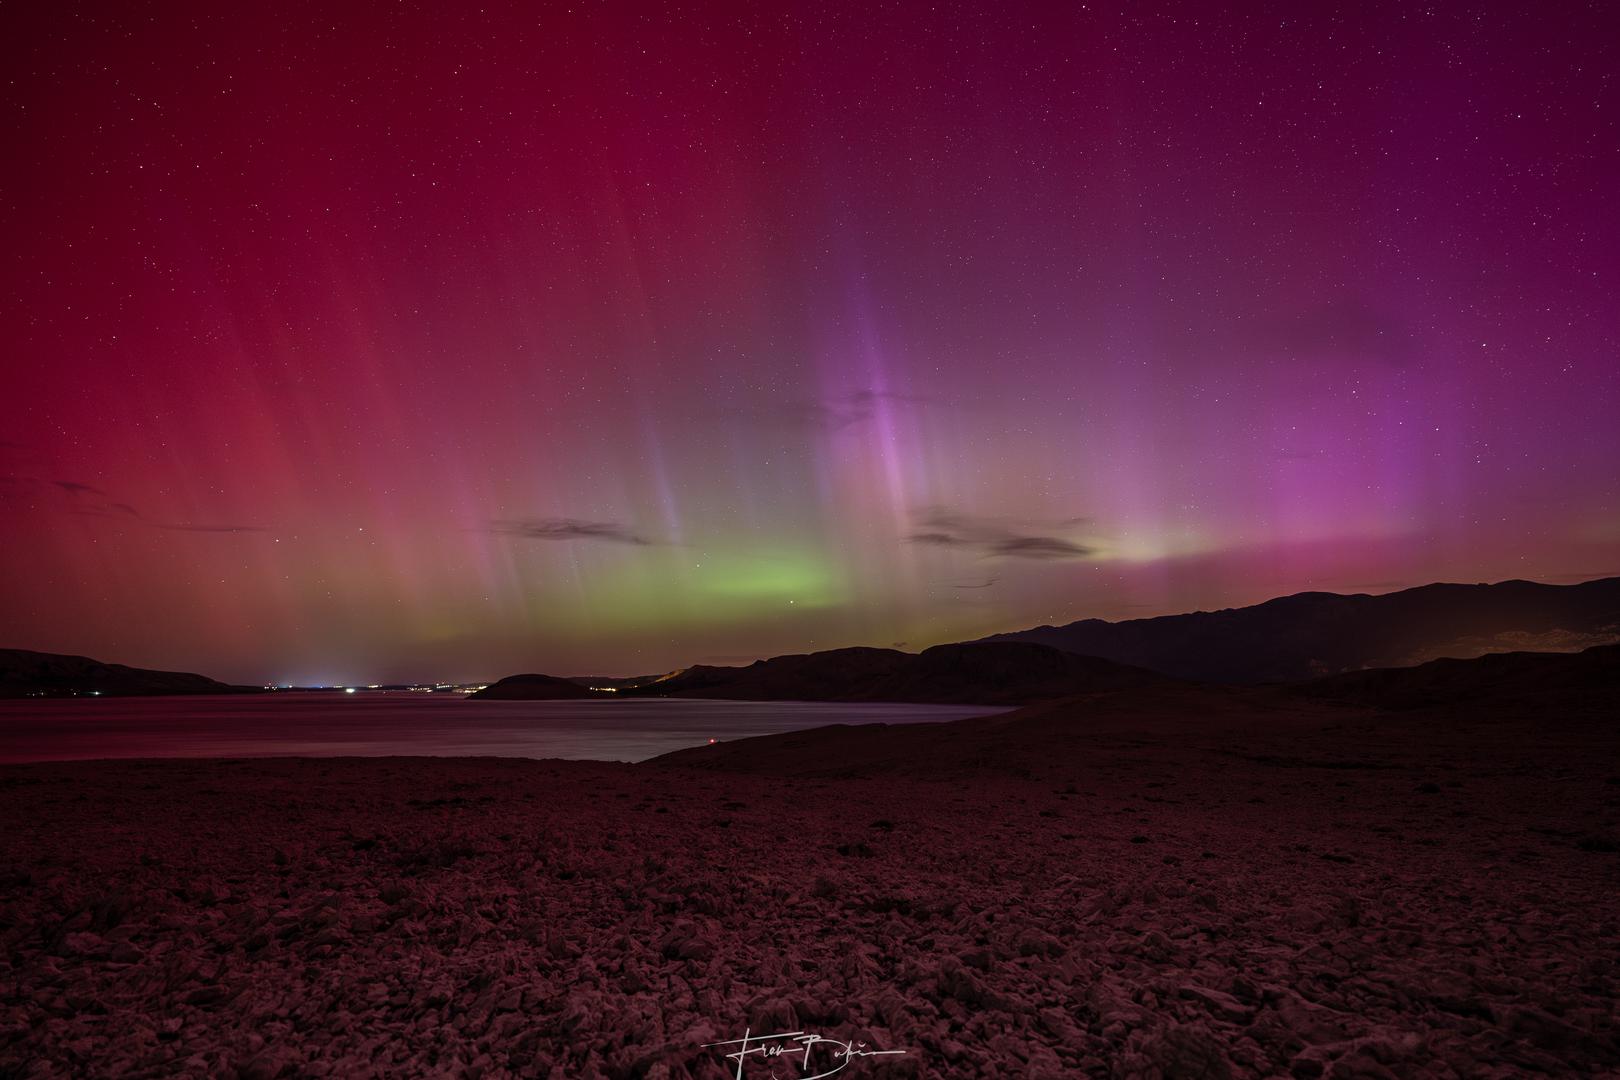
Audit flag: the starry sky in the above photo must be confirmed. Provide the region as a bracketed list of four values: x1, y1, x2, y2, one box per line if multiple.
[3, 2, 1617, 684]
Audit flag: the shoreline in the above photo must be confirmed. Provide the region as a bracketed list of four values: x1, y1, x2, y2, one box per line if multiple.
[0, 696, 1008, 768]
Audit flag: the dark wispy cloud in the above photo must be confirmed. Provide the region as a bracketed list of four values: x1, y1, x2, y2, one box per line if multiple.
[989, 537, 1092, 560]
[948, 578, 999, 589]
[51, 478, 135, 518]
[47, 477, 269, 534]
[909, 531, 966, 548]
[906, 507, 1095, 561]
[53, 480, 108, 497]
[491, 518, 655, 546]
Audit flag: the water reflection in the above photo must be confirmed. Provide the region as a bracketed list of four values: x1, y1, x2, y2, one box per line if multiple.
[0, 693, 1007, 763]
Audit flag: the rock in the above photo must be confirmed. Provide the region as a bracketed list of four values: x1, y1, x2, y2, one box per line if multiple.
[1142, 1023, 1233, 1079]
[1497, 1005, 1618, 1063]
[234, 1051, 288, 1080]
[1266, 990, 1352, 1047]
[1015, 928, 1066, 958]
[1179, 985, 1256, 1024]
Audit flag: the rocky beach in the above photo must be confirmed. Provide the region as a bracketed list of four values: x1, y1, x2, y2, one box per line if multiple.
[2, 679, 1616, 1078]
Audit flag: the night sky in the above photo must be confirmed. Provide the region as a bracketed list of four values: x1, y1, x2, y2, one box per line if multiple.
[3, 3, 1617, 684]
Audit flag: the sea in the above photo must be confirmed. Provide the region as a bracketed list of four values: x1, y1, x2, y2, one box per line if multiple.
[0, 692, 1008, 764]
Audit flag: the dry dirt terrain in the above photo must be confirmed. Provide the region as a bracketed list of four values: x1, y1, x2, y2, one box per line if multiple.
[1, 688, 1617, 1078]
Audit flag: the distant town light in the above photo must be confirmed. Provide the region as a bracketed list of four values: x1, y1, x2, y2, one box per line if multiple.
[344, 687, 357, 694]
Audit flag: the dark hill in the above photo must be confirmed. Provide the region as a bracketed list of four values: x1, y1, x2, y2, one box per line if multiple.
[0, 649, 252, 698]
[469, 673, 598, 700]
[624, 641, 1165, 705]
[651, 642, 1620, 779]
[630, 647, 910, 700]
[648, 682, 1317, 778]
[977, 576, 1620, 683]
[1296, 641, 1620, 713]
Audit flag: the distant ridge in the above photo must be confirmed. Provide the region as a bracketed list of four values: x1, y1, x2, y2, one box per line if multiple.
[622, 640, 1166, 705]
[977, 576, 1620, 684]
[0, 649, 253, 698]
[13, 577, 1618, 703]
[650, 641, 1620, 777]
[1296, 642, 1620, 713]
[469, 673, 597, 700]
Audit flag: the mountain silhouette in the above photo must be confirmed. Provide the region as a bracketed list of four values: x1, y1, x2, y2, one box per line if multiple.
[624, 640, 1165, 705]
[1296, 641, 1620, 713]
[469, 673, 598, 700]
[651, 642, 1620, 778]
[977, 576, 1620, 683]
[0, 649, 251, 698]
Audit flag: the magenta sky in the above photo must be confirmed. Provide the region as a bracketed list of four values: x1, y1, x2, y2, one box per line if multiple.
[3, 3, 1617, 683]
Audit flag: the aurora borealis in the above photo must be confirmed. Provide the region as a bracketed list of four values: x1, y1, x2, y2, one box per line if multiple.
[3, 3, 1617, 684]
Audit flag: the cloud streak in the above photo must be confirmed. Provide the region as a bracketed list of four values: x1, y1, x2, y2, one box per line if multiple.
[50, 477, 269, 534]
[906, 507, 1096, 561]
[491, 518, 655, 546]
[988, 537, 1092, 559]
[53, 480, 108, 497]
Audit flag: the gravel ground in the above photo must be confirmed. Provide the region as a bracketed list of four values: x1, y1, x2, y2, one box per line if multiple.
[1, 693, 1617, 1078]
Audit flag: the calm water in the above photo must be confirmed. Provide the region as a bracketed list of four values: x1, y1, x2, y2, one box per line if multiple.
[0, 693, 1006, 764]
